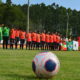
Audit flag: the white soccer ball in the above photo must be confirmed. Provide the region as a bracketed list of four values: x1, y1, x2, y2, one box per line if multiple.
[32, 52, 60, 79]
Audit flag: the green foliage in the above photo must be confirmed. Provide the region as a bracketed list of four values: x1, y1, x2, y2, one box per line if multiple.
[0, 2, 80, 36]
[6, 0, 12, 6]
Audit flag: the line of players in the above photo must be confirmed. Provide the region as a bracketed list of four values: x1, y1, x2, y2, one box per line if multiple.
[2, 27, 61, 50]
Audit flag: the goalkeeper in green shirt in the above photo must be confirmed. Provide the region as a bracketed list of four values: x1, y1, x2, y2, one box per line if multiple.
[3, 26, 10, 49]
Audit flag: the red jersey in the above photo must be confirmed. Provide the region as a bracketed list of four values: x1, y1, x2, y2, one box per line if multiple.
[15, 30, 20, 37]
[26, 33, 32, 42]
[10, 29, 16, 39]
[41, 33, 45, 42]
[36, 34, 40, 42]
[19, 31, 25, 39]
[50, 35, 53, 43]
[56, 35, 61, 43]
[31, 32, 37, 42]
[45, 34, 49, 43]
[53, 34, 57, 42]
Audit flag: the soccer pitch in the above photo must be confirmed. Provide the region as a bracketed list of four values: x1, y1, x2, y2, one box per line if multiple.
[0, 50, 80, 80]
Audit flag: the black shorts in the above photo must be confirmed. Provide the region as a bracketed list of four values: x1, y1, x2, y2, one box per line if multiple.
[50, 42, 53, 46]
[20, 39, 25, 44]
[41, 41, 45, 45]
[10, 38, 15, 44]
[56, 43, 60, 47]
[15, 37, 19, 42]
[46, 42, 50, 46]
[27, 41, 32, 45]
[3, 36, 9, 41]
[32, 41, 36, 44]
[37, 42, 40, 45]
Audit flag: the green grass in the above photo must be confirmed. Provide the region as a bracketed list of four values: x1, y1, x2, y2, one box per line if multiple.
[0, 49, 80, 80]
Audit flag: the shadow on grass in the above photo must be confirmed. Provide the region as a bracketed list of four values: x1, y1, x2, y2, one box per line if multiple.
[2, 73, 49, 80]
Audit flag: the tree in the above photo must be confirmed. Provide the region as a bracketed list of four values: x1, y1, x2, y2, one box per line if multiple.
[6, 0, 12, 6]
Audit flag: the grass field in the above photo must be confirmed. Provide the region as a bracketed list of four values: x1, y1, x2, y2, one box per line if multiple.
[0, 49, 80, 80]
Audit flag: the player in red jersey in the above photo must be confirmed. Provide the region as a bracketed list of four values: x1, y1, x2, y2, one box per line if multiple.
[15, 29, 20, 49]
[31, 31, 37, 50]
[36, 31, 40, 50]
[56, 33, 61, 50]
[19, 30, 26, 49]
[10, 28, 15, 49]
[53, 32, 57, 50]
[45, 32, 50, 50]
[26, 31, 32, 50]
[41, 30, 46, 50]
[49, 33, 53, 50]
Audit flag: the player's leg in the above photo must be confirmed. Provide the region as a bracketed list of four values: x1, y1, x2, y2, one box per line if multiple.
[29, 42, 31, 50]
[10, 38, 12, 49]
[15, 37, 18, 49]
[41, 41, 43, 50]
[38, 43, 40, 50]
[26, 41, 28, 50]
[33, 41, 35, 50]
[3, 37, 5, 49]
[20, 39, 22, 49]
[6, 37, 9, 49]
[22, 39, 25, 49]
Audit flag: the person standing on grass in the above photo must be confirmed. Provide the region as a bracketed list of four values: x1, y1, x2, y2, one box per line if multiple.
[45, 32, 50, 50]
[49, 33, 53, 50]
[15, 29, 20, 49]
[31, 31, 37, 50]
[41, 30, 46, 50]
[3, 26, 10, 49]
[26, 31, 32, 50]
[56, 33, 61, 51]
[19, 30, 26, 49]
[36, 31, 40, 50]
[10, 28, 16, 49]
[53, 32, 57, 50]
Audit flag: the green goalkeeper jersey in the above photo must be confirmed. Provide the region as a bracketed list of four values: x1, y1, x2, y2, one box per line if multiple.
[3, 27, 10, 37]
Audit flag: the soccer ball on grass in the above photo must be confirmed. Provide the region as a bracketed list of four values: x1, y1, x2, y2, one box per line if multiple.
[32, 52, 60, 79]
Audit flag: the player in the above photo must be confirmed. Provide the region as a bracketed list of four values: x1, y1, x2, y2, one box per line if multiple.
[49, 33, 53, 50]
[45, 32, 50, 50]
[19, 30, 26, 49]
[10, 28, 15, 49]
[53, 32, 57, 50]
[26, 31, 32, 50]
[31, 31, 37, 50]
[56, 33, 61, 50]
[41, 30, 46, 50]
[36, 31, 40, 50]
[15, 29, 20, 49]
[3, 26, 10, 49]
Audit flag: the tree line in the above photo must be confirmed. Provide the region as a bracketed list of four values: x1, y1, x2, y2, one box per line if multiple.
[0, 0, 80, 37]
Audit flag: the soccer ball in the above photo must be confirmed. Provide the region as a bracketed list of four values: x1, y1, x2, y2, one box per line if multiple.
[32, 52, 60, 79]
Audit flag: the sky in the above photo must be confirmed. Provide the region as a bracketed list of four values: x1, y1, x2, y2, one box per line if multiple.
[2, 0, 80, 10]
